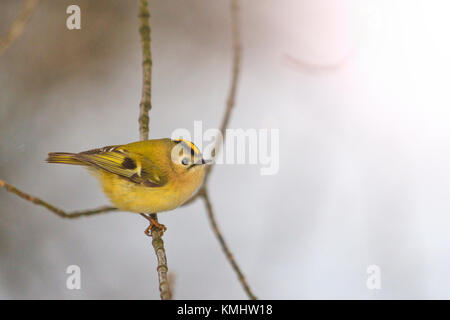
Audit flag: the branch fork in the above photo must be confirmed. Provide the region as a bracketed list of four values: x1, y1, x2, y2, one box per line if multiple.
[0, 0, 256, 300]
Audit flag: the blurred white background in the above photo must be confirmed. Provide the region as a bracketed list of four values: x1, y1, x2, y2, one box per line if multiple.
[0, 0, 449, 299]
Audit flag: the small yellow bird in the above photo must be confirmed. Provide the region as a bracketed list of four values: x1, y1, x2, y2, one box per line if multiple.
[46, 138, 209, 233]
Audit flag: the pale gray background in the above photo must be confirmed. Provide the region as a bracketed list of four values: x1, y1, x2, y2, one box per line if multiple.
[1, 0, 449, 299]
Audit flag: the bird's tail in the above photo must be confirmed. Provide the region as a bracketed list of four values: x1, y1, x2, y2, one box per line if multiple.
[46, 152, 84, 165]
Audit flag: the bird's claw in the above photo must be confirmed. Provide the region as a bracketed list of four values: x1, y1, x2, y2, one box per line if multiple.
[144, 217, 167, 236]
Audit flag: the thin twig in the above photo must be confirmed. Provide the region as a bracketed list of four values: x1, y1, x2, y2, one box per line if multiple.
[184, 0, 242, 191]
[181, 0, 242, 205]
[137, 0, 171, 300]
[202, 0, 257, 299]
[204, 0, 242, 182]
[149, 213, 171, 299]
[0, 178, 117, 218]
[202, 190, 256, 300]
[138, 0, 152, 141]
[183, 0, 256, 299]
[0, 0, 39, 56]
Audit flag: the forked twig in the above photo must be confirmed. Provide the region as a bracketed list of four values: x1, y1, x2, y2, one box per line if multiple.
[0, 0, 254, 300]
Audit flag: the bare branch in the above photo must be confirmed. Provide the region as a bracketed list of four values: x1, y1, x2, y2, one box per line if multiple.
[204, 0, 242, 182]
[182, 0, 243, 204]
[202, 190, 257, 300]
[0, 0, 39, 56]
[137, 0, 171, 300]
[219, 0, 243, 141]
[184, 0, 257, 299]
[138, 0, 152, 141]
[149, 213, 171, 300]
[0, 178, 117, 218]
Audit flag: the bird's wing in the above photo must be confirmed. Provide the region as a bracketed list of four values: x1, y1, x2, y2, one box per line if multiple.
[74, 146, 168, 187]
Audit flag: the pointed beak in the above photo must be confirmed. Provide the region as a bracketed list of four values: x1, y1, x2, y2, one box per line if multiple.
[191, 159, 213, 169]
[201, 158, 213, 165]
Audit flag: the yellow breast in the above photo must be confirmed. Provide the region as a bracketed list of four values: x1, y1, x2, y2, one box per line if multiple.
[95, 169, 204, 214]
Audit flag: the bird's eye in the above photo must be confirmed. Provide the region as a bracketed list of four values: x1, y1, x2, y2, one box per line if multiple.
[181, 158, 189, 166]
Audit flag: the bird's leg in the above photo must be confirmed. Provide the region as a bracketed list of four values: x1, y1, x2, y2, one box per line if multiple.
[140, 213, 167, 236]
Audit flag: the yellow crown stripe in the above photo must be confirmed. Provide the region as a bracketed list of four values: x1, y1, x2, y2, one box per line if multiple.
[174, 139, 200, 155]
